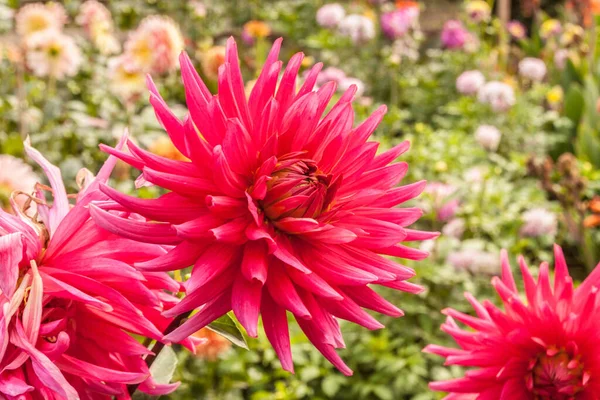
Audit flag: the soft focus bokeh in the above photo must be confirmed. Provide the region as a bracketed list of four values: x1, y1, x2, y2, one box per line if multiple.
[0, 0, 599, 398]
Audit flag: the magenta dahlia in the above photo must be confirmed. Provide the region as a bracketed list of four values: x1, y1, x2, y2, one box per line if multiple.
[93, 37, 435, 375]
[0, 138, 189, 398]
[425, 245, 600, 398]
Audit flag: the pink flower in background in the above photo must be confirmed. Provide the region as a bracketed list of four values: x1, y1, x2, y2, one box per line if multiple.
[554, 49, 570, 70]
[315, 66, 347, 86]
[380, 5, 420, 40]
[519, 57, 547, 82]
[521, 208, 557, 237]
[0, 155, 39, 213]
[474, 124, 501, 152]
[426, 245, 600, 397]
[425, 182, 459, 222]
[507, 20, 527, 40]
[94, 38, 436, 375]
[76, 0, 120, 55]
[316, 3, 346, 28]
[0, 138, 188, 398]
[15, 2, 66, 37]
[25, 30, 82, 79]
[478, 81, 516, 112]
[338, 14, 376, 44]
[125, 15, 184, 75]
[446, 248, 500, 275]
[442, 218, 465, 239]
[441, 20, 470, 49]
[456, 70, 485, 95]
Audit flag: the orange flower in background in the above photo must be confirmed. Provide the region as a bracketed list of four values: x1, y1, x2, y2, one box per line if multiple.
[149, 135, 189, 161]
[396, 0, 419, 9]
[200, 45, 226, 80]
[192, 328, 232, 361]
[243, 20, 271, 39]
[593, 0, 600, 14]
[584, 197, 600, 228]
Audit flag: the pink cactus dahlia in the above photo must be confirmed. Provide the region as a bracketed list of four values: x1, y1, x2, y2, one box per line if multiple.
[425, 245, 600, 398]
[93, 38, 435, 375]
[0, 138, 189, 399]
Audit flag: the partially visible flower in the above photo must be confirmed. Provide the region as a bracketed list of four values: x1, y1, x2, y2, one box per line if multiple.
[192, 328, 232, 361]
[475, 124, 501, 152]
[149, 135, 189, 161]
[507, 20, 527, 39]
[561, 23, 585, 47]
[25, 30, 82, 79]
[519, 57, 547, 82]
[316, 3, 346, 28]
[520, 208, 557, 237]
[125, 16, 184, 75]
[94, 38, 435, 375]
[440, 20, 470, 49]
[554, 48, 570, 70]
[338, 77, 366, 97]
[338, 14, 376, 44]
[190, 1, 207, 18]
[465, 0, 491, 23]
[442, 218, 465, 239]
[108, 54, 146, 102]
[242, 20, 271, 45]
[425, 182, 459, 222]
[316, 66, 347, 87]
[380, 4, 419, 40]
[446, 248, 500, 274]
[478, 81, 516, 112]
[15, 2, 66, 37]
[77, 0, 120, 55]
[540, 19, 562, 40]
[200, 45, 226, 81]
[546, 85, 563, 109]
[584, 196, 600, 228]
[456, 70, 485, 95]
[0, 155, 39, 212]
[427, 246, 600, 397]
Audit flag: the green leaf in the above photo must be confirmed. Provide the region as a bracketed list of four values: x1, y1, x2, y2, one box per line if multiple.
[322, 375, 343, 397]
[149, 345, 178, 386]
[373, 386, 394, 400]
[564, 85, 585, 125]
[207, 313, 248, 349]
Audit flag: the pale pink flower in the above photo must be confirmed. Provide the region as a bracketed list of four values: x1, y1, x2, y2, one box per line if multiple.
[447, 248, 500, 275]
[94, 38, 436, 375]
[442, 218, 465, 239]
[554, 49, 570, 70]
[426, 245, 600, 397]
[338, 77, 366, 97]
[15, 2, 66, 37]
[315, 67, 347, 87]
[316, 3, 346, 28]
[0, 155, 39, 212]
[475, 124, 501, 151]
[125, 16, 184, 75]
[507, 20, 527, 40]
[25, 30, 82, 79]
[108, 54, 147, 102]
[338, 14, 376, 44]
[380, 5, 420, 40]
[456, 70, 485, 95]
[521, 208, 557, 237]
[425, 182, 459, 222]
[76, 0, 120, 55]
[478, 81, 516, 112]
[519, 57, 547, 82]
[0, 137, 191, 398]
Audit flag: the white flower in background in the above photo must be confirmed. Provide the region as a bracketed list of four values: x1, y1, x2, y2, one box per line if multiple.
[456, 70, 485, 95]
[520, 208, 558, 237]
[190, 1, 207, 18]
[477, 81, 516, 112]
[108, 54, 146, 102]
[442, 218, 466, 239]
[447, 249, 500, 275]
[474, 125, 501, 152]
[518, 57, 547, 82]
[338, 14, 375, 44]
[77, 0, 120, 55]
[0, 155, 39, 213]
[316, 3, 345, 28]
[554, 49, 569, 70]
[124, 15, 184, 74]
[15, 2, 66, 37]
[338, 77, 366, 97]
[315, 66, 347, 86]
[25, 30, 82, 79]
[464, 166, 485, 183]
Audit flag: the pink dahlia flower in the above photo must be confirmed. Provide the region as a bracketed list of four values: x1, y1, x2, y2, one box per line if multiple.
[380, 5, 419, 40]
[93, 38, 436, 375]
[426, 245, 600, 398]
[0, 137, 188, 398]
[441, 20, 470, 49]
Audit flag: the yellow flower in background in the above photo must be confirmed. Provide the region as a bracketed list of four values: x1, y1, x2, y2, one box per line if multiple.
[546, 86, 563, 109]
[465, 0, 491, 23]
[192, 328, 232, 361]
[0, 155, 39, 213]
[243, 20, 272, 39]
[108, 55, 146, 102]
[200, 45, 226, 81]
[560, 23, 584, 47]
[540, 19, 562, 40]
[15, 2, 67, 37]
[502, 76, 518, 90]
[363, 9, 377, 22]
[301, 55, 315, 68]
[148, 135, 189, 162]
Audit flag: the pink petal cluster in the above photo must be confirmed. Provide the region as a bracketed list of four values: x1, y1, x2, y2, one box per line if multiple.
[519, 57, 547, 82]
[0, 138, 187, 398]
[477, 81, 516, 112]
[380, 5, 420, 40]
[426, 245, 600, 398]
[507, 20, 527, 40]
[456, 70, 485, 95]
[316, 3, 346, 29]
[94, 38, 435, 375]
[441, 20, 470, 49]
[424, 182, 459, 222]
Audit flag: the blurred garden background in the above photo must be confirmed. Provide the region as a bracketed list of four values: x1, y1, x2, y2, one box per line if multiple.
[0, 0, 599, 398]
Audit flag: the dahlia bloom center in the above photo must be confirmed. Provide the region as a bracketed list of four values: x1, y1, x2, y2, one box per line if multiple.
[528, 348, 588, 398]
[261, 158, 335, 221]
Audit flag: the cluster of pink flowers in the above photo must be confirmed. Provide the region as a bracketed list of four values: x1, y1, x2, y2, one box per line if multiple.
[314, 67, 366, 97]
[440, 20, 472, 50]
[519, 57, 548, 82]
[475, 124, 502, 152]
[380, 4, 420, 41]
[477, 81, 516, 112]
[456, 70, 485, 95]
[424, 182, 459, 222]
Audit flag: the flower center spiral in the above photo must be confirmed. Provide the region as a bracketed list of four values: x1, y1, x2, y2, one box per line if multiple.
[526, 347, 589, 399]
[260, 159, 336, 221]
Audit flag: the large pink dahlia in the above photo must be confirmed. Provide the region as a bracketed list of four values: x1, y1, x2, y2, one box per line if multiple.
[425, 245, 600, 399]
[93, 38, 435, 375]
[0, 138, 188, 399]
